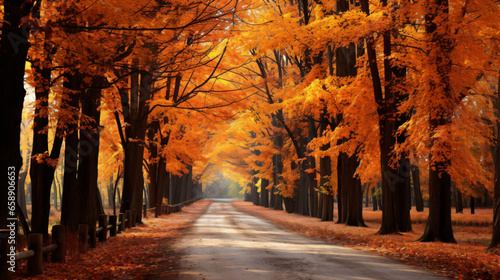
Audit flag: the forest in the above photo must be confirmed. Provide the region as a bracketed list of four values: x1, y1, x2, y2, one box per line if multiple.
[0, 0, 500, 278]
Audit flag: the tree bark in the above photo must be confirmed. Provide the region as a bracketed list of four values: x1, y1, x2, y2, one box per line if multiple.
[419, 0, 456, 243]
[411, 165, 424, 212]
[272, 153, 284, 211]
[319, 110, 334, 221]
[488, 74, 500, 250]
[77, 76, 104, 231]
[0, 9, 34, 275]
[121, 69, 151, 224]
[251, 171, 260, 206]
[60, 72, 82, 233]
[272, 114, 284, 211]
[372, 187, 378, 211]
[147, 121, 159, 208]
[344, 154, 366, 227]
[307, 116, 317, 217]
[360, 0, 400, 235]
[365, 186, 369, 208]
[53, 180, 58, 211]
[452, 182, 464, 213]
[29, 40, 59, 238]
[18, 170, 29, 219]
[337, 150, 346, 223]
[261, 179, 270, 207]
[395, 64, 412, 232]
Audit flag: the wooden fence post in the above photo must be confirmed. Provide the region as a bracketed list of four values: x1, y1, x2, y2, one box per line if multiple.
[131, 209, 137, 227]
[89, 223, 97, 248]
[51, 225, 65, 263]
[78, 224, 89, 253]
[27, 233, 43, 275]
[125, 210, 132, 228]
[109, 215, 117, 237]
[98, 215, 108, 242]
[118, 213, 125, 232]
[1, 229, 13, 280]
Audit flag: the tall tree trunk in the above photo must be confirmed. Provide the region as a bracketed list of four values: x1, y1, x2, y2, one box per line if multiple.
[0, 1, 33, 275]
[419, 0, 456, 243]
[244, 185, 251, 202]
[148, 121, 159, 208]
[296, 137, 309, 215]
[251, 171, 260, 205]
[488, 74, 500, 250]
[272, 114, 284, 211]
[261, 178, 269, 207]
[365, 186, 369, 208]
[337, 150, 347, 223]
[53, 180, 58, 211]
[120, 67, 138, 214]
[181, 169, 189, 203]
[29, 41, 56, 238]
[372, 187, 378, 211]
[107, 175, 114, 208]
[307, 116, 317, 217]
[273, 153, 284, 211]
[395, 63, 412, 232]
[156, 159, 167, 209]
[452, 182, 463, 213]
[320, 48, 335, 221]
[411, 165, 424, 212]
[77, 76, 104, 231]
[335, 1, 363, 226]
[18, 170, 29, 219]
[395, 163, 412, 232]
[344, 154, 366, 227]
[335, 26, 362, 226]
[360, 0, 400, 234]
[283, 197, 296, 214]
[131, 71, 152, 223]
[60, 73, 82, 233]
[319, 109, 333, 221]
[120, 68, 151, 224]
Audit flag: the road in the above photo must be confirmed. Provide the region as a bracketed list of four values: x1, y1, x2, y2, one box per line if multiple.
[174, 200, 446, 280]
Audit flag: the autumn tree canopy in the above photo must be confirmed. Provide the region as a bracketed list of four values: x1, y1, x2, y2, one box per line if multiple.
[1, 0, 500, 276]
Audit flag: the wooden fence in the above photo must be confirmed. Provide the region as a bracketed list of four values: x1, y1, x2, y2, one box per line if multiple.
[146, 196, 203, 217]
[11, 196, 203, 278]
[15, 196, 202, 275]
[13, 208, 137, 277]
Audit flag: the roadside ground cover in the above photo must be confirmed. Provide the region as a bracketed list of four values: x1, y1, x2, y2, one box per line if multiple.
[15, 200, 212, 280]
[232, 201, 500, 280]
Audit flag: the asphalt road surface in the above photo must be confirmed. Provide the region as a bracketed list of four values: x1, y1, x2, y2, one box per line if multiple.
[174, 200, 446, 280]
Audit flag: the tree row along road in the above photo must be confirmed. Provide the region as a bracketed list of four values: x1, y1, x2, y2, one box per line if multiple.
[171, 200, 445, 280]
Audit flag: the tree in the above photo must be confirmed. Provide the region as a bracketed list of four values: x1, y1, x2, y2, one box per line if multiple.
[360, 0, 410, 233]
[0, 0, 35, 277]
[489, 74, 500, 250]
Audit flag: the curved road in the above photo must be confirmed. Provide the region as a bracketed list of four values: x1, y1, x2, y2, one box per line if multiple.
[174, 200, 445, 280]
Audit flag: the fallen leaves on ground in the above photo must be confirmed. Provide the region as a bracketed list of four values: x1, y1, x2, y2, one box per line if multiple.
[232, 201, 500, 280]
[15, 200, 212, 280]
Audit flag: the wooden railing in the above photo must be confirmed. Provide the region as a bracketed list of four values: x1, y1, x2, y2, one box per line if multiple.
[14, 208, 137, 276]
[146, 196, 203, 218]
[14, 225, 65, 275]
[12, 196, 204, 277]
